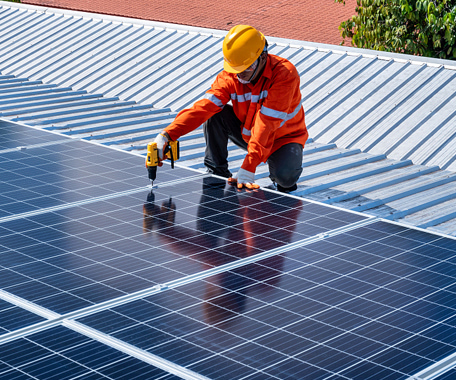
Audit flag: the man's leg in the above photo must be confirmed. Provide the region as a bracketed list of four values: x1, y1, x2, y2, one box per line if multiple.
[267, 143, 303, 192]
[203, 105, 247, 178]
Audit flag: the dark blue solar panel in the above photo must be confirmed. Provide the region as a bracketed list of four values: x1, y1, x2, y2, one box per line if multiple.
[0, 138, 189, 218]
[0, 120, 67, 150]
[78, 220, 456, 380]
[0, 299, 45, 333]
[0, 176, 364, 314]
[3, 122, 456, 379]
[0, 325, 179, 379]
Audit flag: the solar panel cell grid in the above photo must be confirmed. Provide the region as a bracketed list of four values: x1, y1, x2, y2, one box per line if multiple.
[0, 138, 189, 218]
[0, 175, 364, 314]
[0, 120, 67, 150]
[78, 221, 456, 379]
[0, 299, 45, 333]
[0, 326, 180, 380]
[2, 123, 456, 379]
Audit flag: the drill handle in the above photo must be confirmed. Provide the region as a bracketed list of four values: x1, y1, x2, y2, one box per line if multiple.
[164, 140, 180, 169]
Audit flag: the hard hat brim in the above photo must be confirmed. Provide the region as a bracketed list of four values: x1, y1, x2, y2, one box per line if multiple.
[223, 59, 249, 74]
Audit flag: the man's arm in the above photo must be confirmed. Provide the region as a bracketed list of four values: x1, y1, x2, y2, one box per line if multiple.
[164, 74, 232, 141]
[151, 73, 232, 165]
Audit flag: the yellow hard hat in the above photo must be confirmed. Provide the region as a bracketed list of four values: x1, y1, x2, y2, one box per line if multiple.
[223, 25, 266, 73]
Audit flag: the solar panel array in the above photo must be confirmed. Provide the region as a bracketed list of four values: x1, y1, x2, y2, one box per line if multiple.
[1, 121, 456, 379]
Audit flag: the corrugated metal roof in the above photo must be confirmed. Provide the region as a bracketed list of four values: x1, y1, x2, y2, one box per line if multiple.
[1, 1, 456, 237]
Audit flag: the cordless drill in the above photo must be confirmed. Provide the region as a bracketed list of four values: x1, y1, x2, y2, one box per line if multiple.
[146, 140, 180, 186]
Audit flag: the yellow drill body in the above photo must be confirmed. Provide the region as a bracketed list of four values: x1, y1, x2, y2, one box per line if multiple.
[146, 140, 180, 185]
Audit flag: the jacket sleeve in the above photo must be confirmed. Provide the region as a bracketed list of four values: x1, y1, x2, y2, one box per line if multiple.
[241, 65, 302, 172]
[164, 74, 232, 141]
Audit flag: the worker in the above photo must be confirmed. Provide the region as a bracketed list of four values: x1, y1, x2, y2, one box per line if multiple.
[153, 24, 308, 192]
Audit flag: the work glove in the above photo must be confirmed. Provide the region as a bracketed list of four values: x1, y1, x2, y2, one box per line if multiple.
[154, 132, 169, 161]
[228, 168, 260, 190]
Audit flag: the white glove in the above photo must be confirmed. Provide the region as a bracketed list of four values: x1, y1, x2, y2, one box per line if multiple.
[229, 168, 259, 189]
[154, 132, 169, 160]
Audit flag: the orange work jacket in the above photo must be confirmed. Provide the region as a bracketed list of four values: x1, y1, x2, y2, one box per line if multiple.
[164, 54, 308, 173]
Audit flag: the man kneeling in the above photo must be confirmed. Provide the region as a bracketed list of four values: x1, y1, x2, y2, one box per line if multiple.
[153, 25, 308, 192]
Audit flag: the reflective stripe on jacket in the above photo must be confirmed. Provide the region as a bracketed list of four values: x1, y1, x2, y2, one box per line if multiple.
[164, 54, 308, 173]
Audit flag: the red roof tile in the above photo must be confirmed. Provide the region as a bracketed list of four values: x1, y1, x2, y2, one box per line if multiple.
[22, 0, 358, 46]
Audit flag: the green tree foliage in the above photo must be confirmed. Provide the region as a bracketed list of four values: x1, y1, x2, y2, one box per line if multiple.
[336, 0, 456, 59]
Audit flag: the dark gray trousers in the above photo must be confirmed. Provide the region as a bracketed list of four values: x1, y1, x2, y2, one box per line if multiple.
[203, 105, 303, 188]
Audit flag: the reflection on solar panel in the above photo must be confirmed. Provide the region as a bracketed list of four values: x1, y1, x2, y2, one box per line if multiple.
[1, 121, 456, 379]
[0, 176, 364, 314]
[78, 221, 456, 379]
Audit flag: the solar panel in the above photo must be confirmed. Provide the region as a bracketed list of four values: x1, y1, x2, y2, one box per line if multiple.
[0, 134, 189, 219]
[78, 220, 456, 380]
[0, 120, 68, 150]
[0, 175, 365, 314]
[0, 325, 180, 379]
[2, 122, 456, 379]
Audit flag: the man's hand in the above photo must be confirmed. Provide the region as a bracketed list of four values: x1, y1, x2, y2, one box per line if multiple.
[228, 168, 260, 190]
[154, 132, 169, 161]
